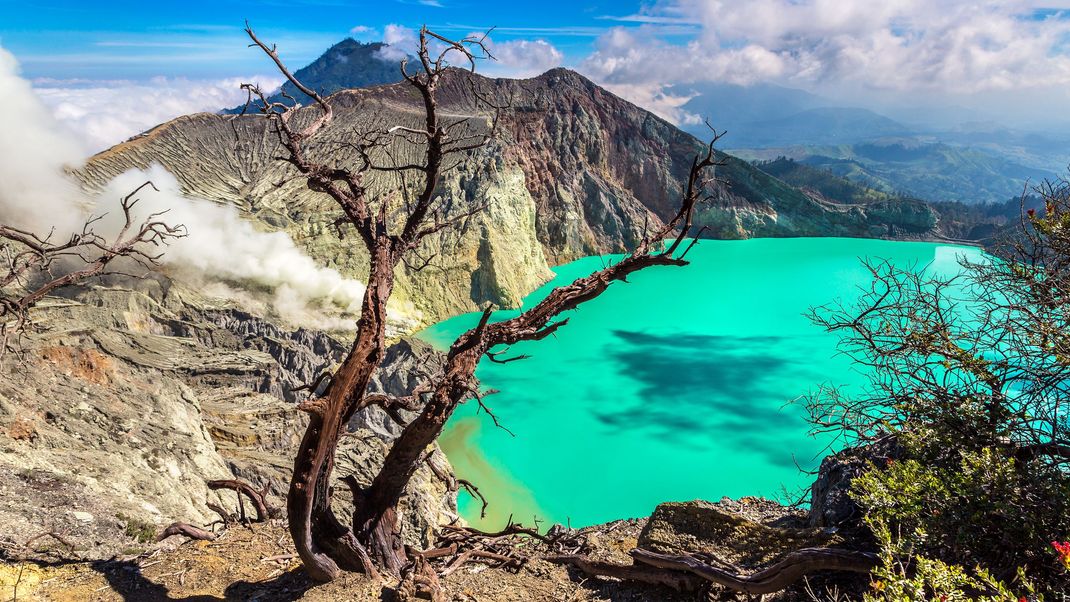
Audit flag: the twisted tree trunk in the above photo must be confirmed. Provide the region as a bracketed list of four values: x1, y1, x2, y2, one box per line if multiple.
[242, 22, 725, 588]
[288, 245, 395, 581]
[354, 345, 483, 571]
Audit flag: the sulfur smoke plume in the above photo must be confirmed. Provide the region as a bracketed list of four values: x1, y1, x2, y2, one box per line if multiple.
[0, 45, 414, 331]
[0, 48, 88, 235]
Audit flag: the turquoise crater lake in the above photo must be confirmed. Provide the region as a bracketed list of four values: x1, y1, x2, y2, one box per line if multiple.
[417, 238, 982, 530]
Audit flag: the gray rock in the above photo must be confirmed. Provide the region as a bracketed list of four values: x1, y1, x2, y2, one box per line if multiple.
[0, 281, 458, 561]
[637, 498, 835, 569]
[808, 438, 903, 530]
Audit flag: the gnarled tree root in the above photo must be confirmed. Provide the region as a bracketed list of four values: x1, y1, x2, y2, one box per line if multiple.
[547, 547, 879, 596]
[157, 522, 216, 542]
[544, 554, 706, 591]
[398, 554, 445, 602]
[207, 479, 274, 523]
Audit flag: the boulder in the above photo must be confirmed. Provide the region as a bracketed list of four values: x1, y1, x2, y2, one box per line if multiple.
[808, 438, 903, 530]
[637, 498, 837, 568]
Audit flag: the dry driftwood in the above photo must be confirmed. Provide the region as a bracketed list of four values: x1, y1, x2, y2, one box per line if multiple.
[206, 479, 274, 523]
[545, 546, 878, 596]
[157, 522, 216, 542]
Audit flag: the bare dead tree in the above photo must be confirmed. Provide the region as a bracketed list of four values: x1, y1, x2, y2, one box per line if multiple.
[0, 181, 186, 355]
[806, 177, 1070, 464]
[240, 22, 727, 583]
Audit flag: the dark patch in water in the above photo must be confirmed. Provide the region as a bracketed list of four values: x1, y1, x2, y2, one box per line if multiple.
[594, 330, 821, 464]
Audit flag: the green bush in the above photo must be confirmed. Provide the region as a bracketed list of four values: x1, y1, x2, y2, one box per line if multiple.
[864, 526, 1036, 602]
[852, 446, 1070, 598]
[117, 512, 157, 544]
[806, 176, 1070, 596]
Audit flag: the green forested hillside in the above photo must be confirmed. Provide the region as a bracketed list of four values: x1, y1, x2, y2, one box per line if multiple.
[753, 156, 1047, 242]
[737, 139, 1055, 204]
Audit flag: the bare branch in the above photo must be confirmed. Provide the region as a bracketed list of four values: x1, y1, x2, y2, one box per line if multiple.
[0, 181, 185, 356]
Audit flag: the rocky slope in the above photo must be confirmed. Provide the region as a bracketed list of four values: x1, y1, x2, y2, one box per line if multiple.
[78, 67, 938, 325]
[0, 276, 457, 563]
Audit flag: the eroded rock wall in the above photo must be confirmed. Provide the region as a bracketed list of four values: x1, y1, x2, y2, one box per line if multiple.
[0, 278, 456, 560]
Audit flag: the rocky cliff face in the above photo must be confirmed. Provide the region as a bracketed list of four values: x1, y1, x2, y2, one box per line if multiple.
[0, 277, 456, 561]
[78, 68, 937, 325]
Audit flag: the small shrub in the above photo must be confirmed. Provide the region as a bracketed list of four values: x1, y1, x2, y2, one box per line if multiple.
[117, 513, 156, 544]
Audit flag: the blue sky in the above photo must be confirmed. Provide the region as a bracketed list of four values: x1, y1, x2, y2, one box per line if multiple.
[5, 0, 1070, 151]
[0, 0, 668, 79]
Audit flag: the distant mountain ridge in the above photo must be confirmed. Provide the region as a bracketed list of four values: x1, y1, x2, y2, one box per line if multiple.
[224, 38, 406, 113]
[752, 156, 1034, 243]
[737, 140, 1055, 204]
[668, 83, 909, 147]
[670, 80, 1065, 204]
[668, 81, 828, 140]
[732, 107, 912, 148]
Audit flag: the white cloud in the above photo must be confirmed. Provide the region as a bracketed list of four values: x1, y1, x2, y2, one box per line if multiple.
[31, 74, 283, 153]
[483, 37, 564, 78]
[582, 26, 785, 88]
[376, 24, 419, 62]
[579, 25, 786, 123]
[597, 81, 702, 125]
[349, 25, 381, 42]
[578, 0, 1070, 121]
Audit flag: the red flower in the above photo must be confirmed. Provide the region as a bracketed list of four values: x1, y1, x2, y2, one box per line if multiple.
[1052, 540, 1070, 570]
[1027, 208, 1037, 218]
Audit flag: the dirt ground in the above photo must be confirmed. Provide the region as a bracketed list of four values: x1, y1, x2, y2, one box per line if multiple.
[5, 521, 698, 602]
[2, 497, 866, 601]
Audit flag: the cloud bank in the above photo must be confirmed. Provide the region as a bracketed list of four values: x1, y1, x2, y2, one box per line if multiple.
[31, 74, 282, 153]
[592, 0, 1070, 91]
[584, 0, 1070, 125]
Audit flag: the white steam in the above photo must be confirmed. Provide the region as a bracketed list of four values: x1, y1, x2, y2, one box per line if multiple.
[97, 165, 395, 330]
[0, 45, 414, 332]
[0, 48, 88, 234]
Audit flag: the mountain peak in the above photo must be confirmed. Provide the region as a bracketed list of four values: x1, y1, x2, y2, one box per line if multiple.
[223, 37, 406, 113]
[327, 37, 387, 51]
[530, 67, 597, 88]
